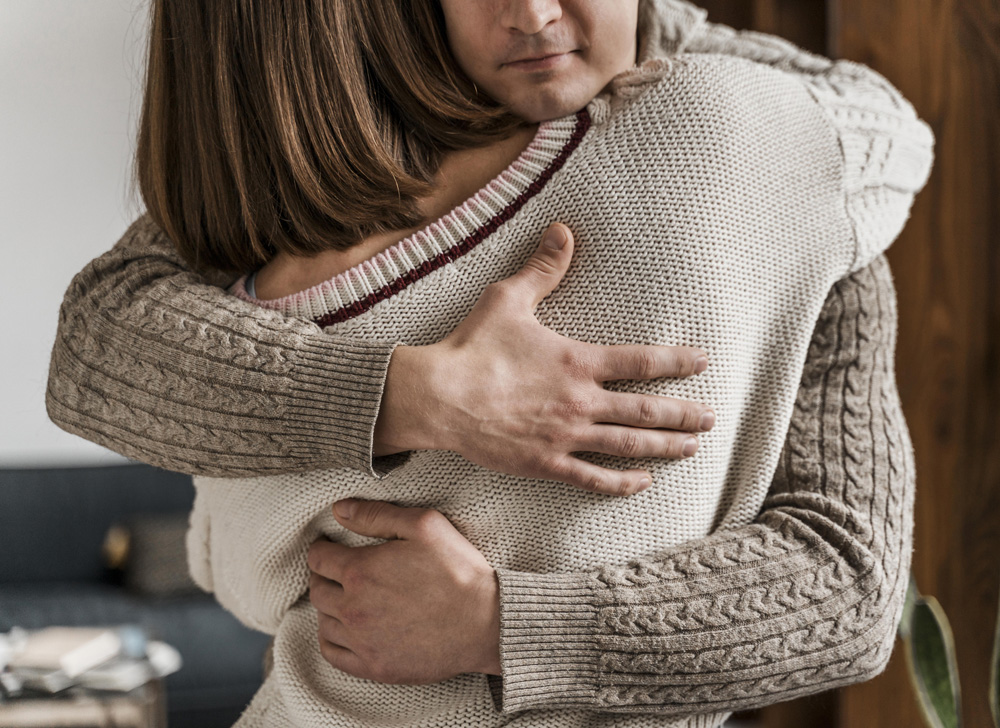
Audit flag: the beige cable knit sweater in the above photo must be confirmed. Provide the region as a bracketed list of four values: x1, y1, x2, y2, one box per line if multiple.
[46, 1, 933, 725]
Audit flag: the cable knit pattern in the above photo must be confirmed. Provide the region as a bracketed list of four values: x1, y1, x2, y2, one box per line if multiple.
[45, 0, 932, 486]
[43, 1, 930, 725]
[47, 215, 405, 478]
[46, 0, 930, 490]
[206, 257, 913, 727]
[674, 18, 935, 273]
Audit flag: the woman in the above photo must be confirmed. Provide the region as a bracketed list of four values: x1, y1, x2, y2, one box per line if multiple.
[47, 0, 933, 725]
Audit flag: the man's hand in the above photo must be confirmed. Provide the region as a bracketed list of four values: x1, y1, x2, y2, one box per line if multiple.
[374, 223, 715, 497]
[308, 499, 501, 685]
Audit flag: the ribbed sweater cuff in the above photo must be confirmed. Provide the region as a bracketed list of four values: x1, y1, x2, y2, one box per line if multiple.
[487, 569, 602, 713]
[286, 335, 409, 478]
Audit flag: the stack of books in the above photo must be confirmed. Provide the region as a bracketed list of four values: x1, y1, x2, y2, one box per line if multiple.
[0, 626, 180, 698]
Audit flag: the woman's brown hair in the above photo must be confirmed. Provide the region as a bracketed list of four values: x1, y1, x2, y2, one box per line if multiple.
[136, 0, 522, 273]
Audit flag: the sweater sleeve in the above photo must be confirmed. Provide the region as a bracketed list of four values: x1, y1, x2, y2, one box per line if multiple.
[46, 214, 410, 479]
[679, 18, 935, 274]
[486, 254, 915, 715]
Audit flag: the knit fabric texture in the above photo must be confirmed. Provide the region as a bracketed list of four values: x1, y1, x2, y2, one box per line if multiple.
[177, 2, 933, 725]
[44, 0, 933, 486]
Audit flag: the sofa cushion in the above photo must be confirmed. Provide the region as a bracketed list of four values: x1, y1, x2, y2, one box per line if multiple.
[0, 465, 195, 583]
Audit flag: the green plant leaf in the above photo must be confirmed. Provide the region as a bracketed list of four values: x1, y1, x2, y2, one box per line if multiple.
[990, 580, 999, 728]
[903, 584, 962, 728]
[899, 575, 918, 639]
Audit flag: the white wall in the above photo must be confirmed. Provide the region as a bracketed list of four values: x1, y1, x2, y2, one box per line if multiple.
[0, 1, 149, 467]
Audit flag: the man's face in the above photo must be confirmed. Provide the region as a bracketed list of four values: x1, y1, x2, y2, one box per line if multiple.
[438, 0, 641, 122]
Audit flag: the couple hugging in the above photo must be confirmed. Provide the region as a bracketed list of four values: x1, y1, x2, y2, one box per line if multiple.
[48, 0, 933, 725]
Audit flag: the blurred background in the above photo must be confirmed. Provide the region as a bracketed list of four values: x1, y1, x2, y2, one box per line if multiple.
[1, 1, 146, 467]
[1, 0, 997, 727]
[0, 3, 270, 726]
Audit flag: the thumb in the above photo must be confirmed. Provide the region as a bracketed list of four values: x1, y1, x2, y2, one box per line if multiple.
[333, 499, 412, 540]
[505, 223, 575, 310]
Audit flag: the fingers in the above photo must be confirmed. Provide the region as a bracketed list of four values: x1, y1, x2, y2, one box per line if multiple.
[544, 387, 716, 496]
[309, 568, 344, 601]
[332, 499, 415, 540]
[548, 455, 653, 497]
[594, 392, 715, 433]
[307, 539, 350, 582]
[333, 500, 452, 545]
[318, 634, 402, 684]
[592, 344, 709, 383]
[318, 635, 365, 676]
[498, 223, 574, 310]
[575, 424, 701, 461]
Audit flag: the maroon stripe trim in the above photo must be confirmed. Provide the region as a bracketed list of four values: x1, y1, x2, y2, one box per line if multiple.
[313, 110, 592, 328]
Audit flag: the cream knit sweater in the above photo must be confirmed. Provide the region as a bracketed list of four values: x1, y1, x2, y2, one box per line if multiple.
[46, 1, 933, 725]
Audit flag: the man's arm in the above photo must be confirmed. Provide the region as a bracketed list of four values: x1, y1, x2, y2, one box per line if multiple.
[46, 214, 403, 478]
[486, 255, 916, 715]
[47, 218, 710, 493]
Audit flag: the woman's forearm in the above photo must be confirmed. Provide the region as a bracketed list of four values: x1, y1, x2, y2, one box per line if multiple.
[487, 255, 914, 716]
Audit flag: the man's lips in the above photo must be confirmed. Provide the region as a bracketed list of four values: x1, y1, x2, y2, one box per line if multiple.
[502, 51, 575, 71]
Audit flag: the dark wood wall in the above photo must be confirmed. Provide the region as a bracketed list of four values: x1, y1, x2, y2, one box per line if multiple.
[694, 1, 1000, 726]
[833, 0, 1000, 725]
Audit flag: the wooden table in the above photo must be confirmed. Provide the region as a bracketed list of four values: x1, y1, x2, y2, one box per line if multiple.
[0, 679, 166, 728]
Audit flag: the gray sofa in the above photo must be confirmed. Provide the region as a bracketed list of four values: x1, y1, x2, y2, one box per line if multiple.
[0, 464, 271, 727]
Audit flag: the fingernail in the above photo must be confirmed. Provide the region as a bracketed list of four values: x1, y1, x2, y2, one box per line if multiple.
[542, 225, 566, 250]
[637, 477, 652, 492]
[682, 437, 698, 458]
[694, 357, 708, 374]
[699, 411, 715, 432]
[334, 500, 355, 519]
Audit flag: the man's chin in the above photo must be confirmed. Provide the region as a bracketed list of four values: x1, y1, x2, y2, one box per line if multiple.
[504, 86, 596, 123]
[510, 100, 592, 123]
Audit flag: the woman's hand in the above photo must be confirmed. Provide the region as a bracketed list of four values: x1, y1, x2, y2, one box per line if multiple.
[308, 499, 501, 684]
[374, 223, 715, 497]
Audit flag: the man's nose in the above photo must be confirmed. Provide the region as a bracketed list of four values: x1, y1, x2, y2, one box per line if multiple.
[501, 0, 562, 35]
